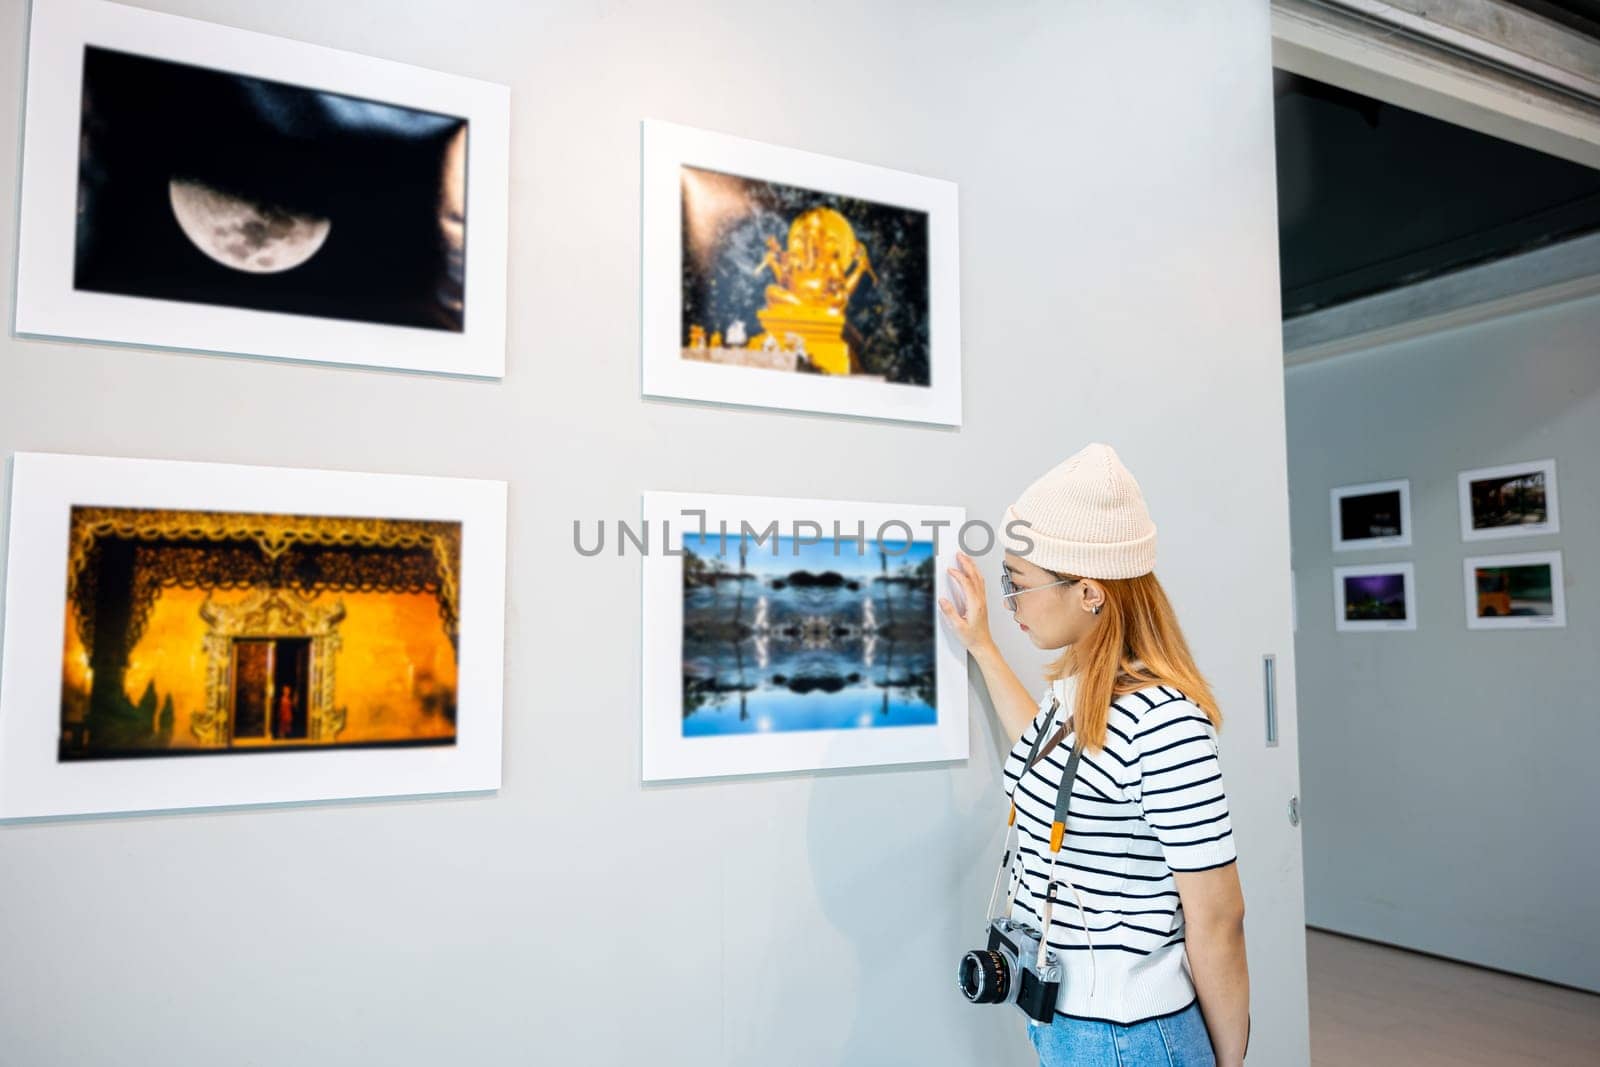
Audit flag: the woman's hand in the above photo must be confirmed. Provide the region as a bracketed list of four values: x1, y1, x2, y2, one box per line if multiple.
[939, 551, 994, 653]
[942, 552, 1037, 745]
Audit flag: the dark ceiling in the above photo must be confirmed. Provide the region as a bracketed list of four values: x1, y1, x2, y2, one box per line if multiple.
[1502, 0, 1600, 37]
[1273, 70, 1600, 319]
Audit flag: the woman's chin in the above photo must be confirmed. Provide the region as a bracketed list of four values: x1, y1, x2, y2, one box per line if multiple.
[1020, 628, 1066, 650]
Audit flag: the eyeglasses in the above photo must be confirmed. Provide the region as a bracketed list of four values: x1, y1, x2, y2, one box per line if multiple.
[999, 567, 1080, 613]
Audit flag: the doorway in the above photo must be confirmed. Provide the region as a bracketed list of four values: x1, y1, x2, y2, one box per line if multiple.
[1271, 2, 1600, 1062]
[229, 637, 312, 745]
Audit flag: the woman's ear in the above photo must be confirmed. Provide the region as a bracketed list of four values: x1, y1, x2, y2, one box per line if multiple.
[1081, 580, 1106, 614]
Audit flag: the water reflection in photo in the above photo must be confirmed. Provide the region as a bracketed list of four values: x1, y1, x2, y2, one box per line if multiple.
[681, 533, 936, 737]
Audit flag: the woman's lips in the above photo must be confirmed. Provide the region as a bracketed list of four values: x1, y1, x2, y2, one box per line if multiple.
[1019, 623, 1029, 632]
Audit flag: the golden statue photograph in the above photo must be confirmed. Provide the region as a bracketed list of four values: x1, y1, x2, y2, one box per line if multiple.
[679, 164, 929, 383]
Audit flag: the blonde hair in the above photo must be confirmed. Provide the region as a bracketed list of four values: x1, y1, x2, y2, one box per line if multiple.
[1046, 571, 1220, 752]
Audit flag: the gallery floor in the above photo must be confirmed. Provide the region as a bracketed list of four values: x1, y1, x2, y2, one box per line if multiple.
[1306, 929, 1600, 1065]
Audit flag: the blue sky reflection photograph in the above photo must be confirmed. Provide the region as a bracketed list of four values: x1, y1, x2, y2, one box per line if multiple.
[680, 533, 937, 737]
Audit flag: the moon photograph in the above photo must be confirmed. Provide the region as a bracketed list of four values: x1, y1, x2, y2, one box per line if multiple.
[168, 178, 333, 274]
[74, 46, 468, 332]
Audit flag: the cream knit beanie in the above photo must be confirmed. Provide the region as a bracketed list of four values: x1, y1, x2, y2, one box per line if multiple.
[1001, 443, 1157, 579]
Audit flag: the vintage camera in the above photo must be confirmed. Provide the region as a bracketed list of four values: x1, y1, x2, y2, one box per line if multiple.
[957, 917, 1063, 1023]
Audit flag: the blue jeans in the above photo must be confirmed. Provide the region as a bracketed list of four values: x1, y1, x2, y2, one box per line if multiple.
[1026, 999, 1216, 1066]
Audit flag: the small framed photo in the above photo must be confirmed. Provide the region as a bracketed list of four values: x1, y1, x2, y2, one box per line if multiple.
[1331, 479, 1411, 551]
[1458, 460, 1560, 541]
[14, 0, 510, 377]
[1464, 551, 1565, 630]
[641, 490, 968, 781]
[1334, 563, 1417, 632]
[641, 120, 961, 426]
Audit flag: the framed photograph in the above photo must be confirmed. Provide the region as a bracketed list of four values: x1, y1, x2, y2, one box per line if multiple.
[641, 491, 968, 781]
[1331, 479, 1411, 551]
[1464, 551, 1565, 630]
[14, 0, 510, 377]
[1458, 459, 1560, 542]
[1333, 563, 1417, 632]
[641, 120, 961, 426]
[0, 452, 508, 820]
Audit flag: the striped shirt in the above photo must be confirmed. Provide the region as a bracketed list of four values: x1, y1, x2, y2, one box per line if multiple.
[1000, 676, 1236, 1025]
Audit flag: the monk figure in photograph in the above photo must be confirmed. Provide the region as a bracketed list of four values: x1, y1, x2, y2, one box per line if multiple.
[275, 684, 295, 741]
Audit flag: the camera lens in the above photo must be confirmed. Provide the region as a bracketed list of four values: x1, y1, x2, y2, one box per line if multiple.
[957, 949, 1010, 1004]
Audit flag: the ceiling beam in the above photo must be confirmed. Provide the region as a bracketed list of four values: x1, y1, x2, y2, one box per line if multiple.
[1283, 229, 1600, 364]
[1272, 0, 1600, 167]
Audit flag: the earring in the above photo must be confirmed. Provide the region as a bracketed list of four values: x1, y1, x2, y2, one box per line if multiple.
[1092, 604, 1102, 616]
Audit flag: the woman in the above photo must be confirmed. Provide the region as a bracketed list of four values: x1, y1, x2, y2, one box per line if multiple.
[940, 443, 1250, 1066]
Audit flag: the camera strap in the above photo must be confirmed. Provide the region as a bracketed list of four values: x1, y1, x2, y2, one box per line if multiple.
[1014, 694, 1084, 850]
[989, 687, 1098, 998]
[990, 693, 1085, 920]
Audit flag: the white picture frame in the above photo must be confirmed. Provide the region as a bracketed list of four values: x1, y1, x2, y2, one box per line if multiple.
[641, 490, 968, 781]
[1463, 550, 1566, 630]
[14, 0, 510, 378]
[1331, 478, 1412, 551]
[640, 119, 962, 426]
[0, 452, 508, 820]
[1333, 562, 1417, 633]
[1458, 459, 1560, 542]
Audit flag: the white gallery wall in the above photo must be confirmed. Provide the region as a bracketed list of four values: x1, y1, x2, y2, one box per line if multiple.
[0, 2, 1308, 1064]
[1287, 292, 1600, 993]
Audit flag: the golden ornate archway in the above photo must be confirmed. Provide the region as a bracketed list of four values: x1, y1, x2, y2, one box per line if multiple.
[193, 587, 348, 746]
[62, 506, 463, 756]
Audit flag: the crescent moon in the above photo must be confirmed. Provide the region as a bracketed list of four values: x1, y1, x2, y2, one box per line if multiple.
[168, 178, 331, 274]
